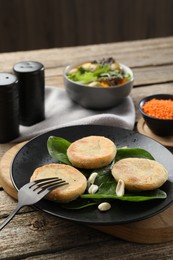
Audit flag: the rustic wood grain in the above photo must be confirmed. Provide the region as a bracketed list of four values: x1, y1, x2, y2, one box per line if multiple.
[1, 210, 173, 259]
[0, 142, 26, 198]
[0, 37, 173, 72]
[0, 211, 112, 259]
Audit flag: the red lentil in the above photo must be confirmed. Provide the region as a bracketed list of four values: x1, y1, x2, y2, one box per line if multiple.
[142, 98, 173, 119]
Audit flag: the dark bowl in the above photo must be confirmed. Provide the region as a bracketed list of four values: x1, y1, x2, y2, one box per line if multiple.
[139, 94, 173, 136]
[64, 62, 134, 110]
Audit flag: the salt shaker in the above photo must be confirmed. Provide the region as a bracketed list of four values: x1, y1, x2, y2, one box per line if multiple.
[0, 73, 19, 143]
[13, 61, 45, 126]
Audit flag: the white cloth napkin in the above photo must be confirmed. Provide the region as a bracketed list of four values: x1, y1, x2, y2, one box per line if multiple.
[13, 87, 135, 142]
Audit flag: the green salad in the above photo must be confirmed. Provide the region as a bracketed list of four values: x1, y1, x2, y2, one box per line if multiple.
[47, 136, 167, 210]
[67, 57, 132, 87]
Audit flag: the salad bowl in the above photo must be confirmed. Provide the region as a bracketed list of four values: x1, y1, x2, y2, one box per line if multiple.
[64, 58, 134, 109]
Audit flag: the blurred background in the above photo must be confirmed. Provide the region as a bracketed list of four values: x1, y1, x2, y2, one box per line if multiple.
[0, 0, 172, 53]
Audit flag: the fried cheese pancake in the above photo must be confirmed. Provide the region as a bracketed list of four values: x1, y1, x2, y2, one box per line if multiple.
[112, 158, 168, 191]
[31, 164, 87, 203]
[67, 136, 116, 169]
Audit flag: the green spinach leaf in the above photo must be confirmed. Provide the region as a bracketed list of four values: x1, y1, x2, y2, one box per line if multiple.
[47, 136, 71, 165]
[115, 148, 155, 162]
[46, 135, 167, 208]
[81, 189, 167, 202]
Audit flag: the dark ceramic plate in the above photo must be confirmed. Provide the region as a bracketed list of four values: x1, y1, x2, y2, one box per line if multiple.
[11, 125, 173, 225]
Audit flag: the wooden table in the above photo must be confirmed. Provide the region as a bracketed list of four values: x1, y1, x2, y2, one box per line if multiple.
[0, 37, 173, 259]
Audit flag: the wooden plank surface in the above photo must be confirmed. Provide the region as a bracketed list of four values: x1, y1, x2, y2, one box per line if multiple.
[0, 37, 173, 259]
[1, 208, 172, 260]
[0, 37, 173, 70]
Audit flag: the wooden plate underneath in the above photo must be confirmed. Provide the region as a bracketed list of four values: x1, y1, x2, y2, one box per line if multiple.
[137, 118, 173, 150]
[1, 142, 173, 244]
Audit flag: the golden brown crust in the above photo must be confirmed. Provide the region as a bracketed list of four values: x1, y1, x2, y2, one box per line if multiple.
[111, 158, 168, 191]
[67, 136, 116, 169]
[30, 164, 87, 203]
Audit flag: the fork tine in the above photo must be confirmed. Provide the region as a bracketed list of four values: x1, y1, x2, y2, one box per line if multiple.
[29, 177, 61, 188]
[33, 180, 67, 192]
[29, 178, 62, 191]
[32, 179, 63, 191]
[38, 181, 68, 194]
[29, 177, 68, 194]
[39, 180, 67, 189]
[34, 177, 62, 183]
[44, 181, 68, 190]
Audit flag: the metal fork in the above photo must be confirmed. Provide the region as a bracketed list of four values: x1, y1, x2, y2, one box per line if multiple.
[0, 177, 68, 231]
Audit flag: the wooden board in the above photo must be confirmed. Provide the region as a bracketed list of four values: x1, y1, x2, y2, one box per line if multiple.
[1, 143, 173, 244]
[137, 118, 173, 150]
[0, 142, 27, 199]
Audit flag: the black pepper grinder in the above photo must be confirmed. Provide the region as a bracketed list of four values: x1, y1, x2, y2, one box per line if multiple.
[0, 73, 19, 143]
[13, 61, 45, 126]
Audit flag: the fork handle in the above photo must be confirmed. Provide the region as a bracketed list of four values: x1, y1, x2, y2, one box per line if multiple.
[0, 204, 22, 231]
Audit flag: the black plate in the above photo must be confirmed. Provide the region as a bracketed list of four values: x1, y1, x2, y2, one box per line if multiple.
[11, 125, 173, 225]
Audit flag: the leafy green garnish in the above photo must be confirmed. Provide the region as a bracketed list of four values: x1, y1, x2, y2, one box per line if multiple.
[47, 136, 71, 165]
[81, 189, 167, 202]
[47, 135, 167, 209]
[68, 71, 97, 84]
[68, 64, 111, 84]
[115, 147, 155, 162]
[67, 60, 131, 86]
